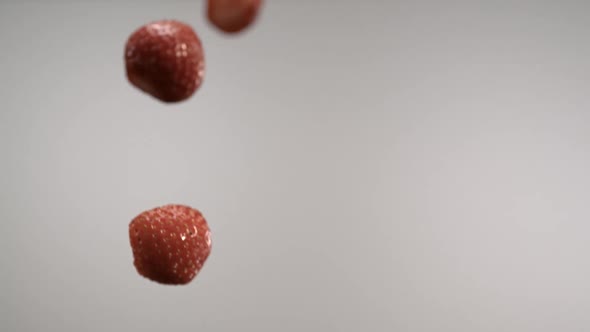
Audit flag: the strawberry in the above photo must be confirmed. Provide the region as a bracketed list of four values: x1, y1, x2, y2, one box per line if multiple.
[125, 20, 205, 103]
[129, 204, 212, 285]
[207, 0, 263, 34]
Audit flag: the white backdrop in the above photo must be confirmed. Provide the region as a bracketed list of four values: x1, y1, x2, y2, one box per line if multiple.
[1, 1, 590, 331]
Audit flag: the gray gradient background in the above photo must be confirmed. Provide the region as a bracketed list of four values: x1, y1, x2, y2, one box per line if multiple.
[1, 1, 590, 331]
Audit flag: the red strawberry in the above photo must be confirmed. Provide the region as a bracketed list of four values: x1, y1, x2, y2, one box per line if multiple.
[125, 20, 205, 103]
[129, 204, 212, 285]
[207, 0, 263, 34]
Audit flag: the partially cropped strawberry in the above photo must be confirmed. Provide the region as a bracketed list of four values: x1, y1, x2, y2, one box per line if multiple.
[125, 20, 205, 103]
[129, 204, 212, 285]
[207, 0, 263, 34]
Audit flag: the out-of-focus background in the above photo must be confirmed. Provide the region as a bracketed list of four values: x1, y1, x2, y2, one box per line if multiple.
[1, 1, 590, 331]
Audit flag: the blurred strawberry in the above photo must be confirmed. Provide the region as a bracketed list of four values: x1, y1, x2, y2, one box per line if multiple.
[125, 20, 205, 103]
[129, 204, 212, 285]
[207, 0, 263, 34]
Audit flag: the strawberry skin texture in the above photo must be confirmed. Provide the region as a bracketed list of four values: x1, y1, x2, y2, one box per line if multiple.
[207, 0, 263, 34]
[125, 20, 205, 103]
[129, 205, 212, 285]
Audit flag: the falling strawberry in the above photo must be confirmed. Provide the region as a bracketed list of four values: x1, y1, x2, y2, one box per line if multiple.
[129, 204, 212, 285]
[125, 20, 205, 103]
[207, 0, 263, 34]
